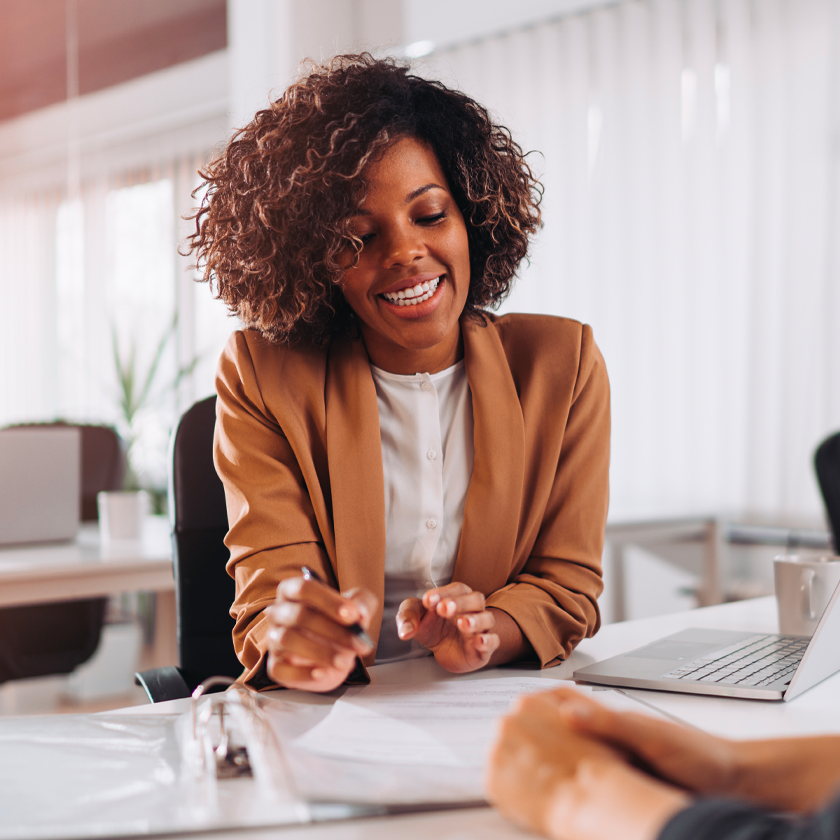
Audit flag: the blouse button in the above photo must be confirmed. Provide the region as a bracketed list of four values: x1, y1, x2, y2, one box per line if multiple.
[426, 518, 437, 530]
[426, 450, 437, 460]
[421, 381, 432, 392]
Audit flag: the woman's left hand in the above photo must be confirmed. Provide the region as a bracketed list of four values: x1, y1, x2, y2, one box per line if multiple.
[396, 582, 499, 672]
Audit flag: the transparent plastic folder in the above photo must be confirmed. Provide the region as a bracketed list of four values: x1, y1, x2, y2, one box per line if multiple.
[0, 678, 484, 840]
[0, 680, 304, 840]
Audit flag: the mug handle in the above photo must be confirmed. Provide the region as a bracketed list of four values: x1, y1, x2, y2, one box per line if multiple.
[800, 569, 817, 621]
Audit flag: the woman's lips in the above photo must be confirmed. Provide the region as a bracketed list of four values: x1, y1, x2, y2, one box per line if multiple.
[379, 276, 446, 318]
[381, 275, 441, 306]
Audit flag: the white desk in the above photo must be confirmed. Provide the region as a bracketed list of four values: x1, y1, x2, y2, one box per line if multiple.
[0, 516, 177, 666]
[104, 596, 840, 840]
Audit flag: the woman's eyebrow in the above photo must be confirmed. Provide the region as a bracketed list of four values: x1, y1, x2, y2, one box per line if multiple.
[405, 183, 445, 203]
[349, 183, 447, 217]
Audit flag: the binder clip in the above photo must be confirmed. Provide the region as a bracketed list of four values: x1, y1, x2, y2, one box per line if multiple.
[191, 676, 260, 779]
[179, 673, 301, 824]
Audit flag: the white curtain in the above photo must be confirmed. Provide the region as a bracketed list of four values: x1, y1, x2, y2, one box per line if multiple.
[425, 0, 840, 523]
[0, 156, 236, 491]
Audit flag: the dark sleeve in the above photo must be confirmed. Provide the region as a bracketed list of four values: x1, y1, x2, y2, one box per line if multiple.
[659, 797, 840, 840]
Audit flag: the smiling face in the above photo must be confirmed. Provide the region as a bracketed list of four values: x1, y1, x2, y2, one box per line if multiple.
[340, 136, 471, 374]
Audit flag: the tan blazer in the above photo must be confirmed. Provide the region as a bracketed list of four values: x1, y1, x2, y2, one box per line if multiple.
[214, 312, 610, 685]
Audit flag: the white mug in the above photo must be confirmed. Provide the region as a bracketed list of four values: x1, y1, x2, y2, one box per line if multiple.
[773, 555, 840, 637]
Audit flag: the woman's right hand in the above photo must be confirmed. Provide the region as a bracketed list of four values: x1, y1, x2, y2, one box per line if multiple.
[265, 576, 376, 692]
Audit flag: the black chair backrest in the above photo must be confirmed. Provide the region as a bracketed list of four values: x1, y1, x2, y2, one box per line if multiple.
[815, 431, 840, 553]
[170, 396, 242, 684]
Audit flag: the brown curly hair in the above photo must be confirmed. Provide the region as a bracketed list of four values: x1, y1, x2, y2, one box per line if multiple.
[186, 53, 543, 347]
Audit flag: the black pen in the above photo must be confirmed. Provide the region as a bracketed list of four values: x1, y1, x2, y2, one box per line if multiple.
[301, 565, 374, 649]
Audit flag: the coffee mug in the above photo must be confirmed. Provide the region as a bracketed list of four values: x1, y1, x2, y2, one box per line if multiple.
[773, 555, 840, 637]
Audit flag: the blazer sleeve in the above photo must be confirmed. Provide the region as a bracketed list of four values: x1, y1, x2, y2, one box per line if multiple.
[214, 332, 333, 688]
[486, 325, 610, 667]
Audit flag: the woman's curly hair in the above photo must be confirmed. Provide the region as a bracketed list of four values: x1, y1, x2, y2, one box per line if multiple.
[186, 53, 543, 347]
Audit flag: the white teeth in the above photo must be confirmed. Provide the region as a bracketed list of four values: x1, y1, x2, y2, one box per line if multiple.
[383, 277, 441, 306]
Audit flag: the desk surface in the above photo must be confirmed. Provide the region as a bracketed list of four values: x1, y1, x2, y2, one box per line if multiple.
[106, 596, 840, 840]
[0, 516, 173, 608]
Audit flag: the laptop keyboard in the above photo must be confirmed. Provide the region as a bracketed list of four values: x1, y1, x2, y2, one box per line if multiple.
[663, 634, 809, 688]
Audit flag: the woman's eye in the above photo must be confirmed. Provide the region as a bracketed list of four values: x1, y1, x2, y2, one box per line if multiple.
[418, 212, 446, 225]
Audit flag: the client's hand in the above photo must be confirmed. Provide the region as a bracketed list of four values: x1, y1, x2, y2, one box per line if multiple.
[266, 575, 376, 693]
[396, 582, 498, 672]
[486, 691, 690, 840]
[547, 687, 737, 796]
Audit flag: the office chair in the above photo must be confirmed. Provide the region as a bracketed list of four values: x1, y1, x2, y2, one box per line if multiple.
[815, 430, 840, 552]
[134, 396, 242, 702]
[0, 423, 125, 684]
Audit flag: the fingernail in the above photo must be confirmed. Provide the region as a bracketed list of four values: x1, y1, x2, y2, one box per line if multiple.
[311, 668, 325, 680]
[339, 605, 354, 621]
[268, 627, 281, 644]
[398, 621, 412, 638]
[334, 652, 354, 669]
[427, 594, 440, 607]
[464, 617, 474, 630]
[445, 600, 456, 616]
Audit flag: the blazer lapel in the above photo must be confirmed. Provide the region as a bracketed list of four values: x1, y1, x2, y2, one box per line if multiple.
[325, 334, 386, 655]
[453, 316, 526, 594]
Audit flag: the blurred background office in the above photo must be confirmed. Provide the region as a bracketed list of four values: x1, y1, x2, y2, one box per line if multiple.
[1, 0, 839, 704]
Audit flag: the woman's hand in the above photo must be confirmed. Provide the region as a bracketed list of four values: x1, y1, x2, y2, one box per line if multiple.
[266, 576, 376, 693]
[396, 582, 499, 672]
[486, 691, 690, 840]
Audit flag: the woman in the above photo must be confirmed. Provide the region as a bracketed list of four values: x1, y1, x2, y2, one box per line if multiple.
[487, 687, 840, 840]
[188, 54, 610, 693]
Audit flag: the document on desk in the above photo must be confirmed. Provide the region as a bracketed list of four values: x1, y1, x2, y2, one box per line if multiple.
[291, 677, 638, 768]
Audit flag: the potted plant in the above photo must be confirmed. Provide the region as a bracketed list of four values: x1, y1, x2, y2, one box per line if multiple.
[108, 313, 200, 518]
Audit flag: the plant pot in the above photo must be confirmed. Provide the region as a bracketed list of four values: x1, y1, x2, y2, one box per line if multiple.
[97, 490, 149, 542]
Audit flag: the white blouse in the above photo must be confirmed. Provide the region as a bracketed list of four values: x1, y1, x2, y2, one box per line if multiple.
[370, 360, 475, 663]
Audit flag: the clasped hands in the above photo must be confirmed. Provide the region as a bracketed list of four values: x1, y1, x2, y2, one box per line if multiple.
[266, 577, 498, 692]
[487, 688, 735, 840]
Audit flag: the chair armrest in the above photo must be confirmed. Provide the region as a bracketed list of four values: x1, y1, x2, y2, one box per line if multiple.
[134, 666, 192, 703]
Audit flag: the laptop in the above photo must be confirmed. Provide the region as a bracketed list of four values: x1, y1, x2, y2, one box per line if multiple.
[0, 427, 81, 545]
[574, 577, 840, 701]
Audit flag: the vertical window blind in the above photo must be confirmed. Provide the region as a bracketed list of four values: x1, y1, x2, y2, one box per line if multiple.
[426, 0, 840, 522]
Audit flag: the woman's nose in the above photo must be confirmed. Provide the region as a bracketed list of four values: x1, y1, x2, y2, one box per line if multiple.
[381, 223, 425, 267]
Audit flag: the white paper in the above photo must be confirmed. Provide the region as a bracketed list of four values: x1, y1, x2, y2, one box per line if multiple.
[292, 677, 569, 767]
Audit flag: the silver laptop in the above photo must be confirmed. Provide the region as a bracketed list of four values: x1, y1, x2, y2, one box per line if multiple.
[0, 427, 81, 545]
[574, 578, 840, 701]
